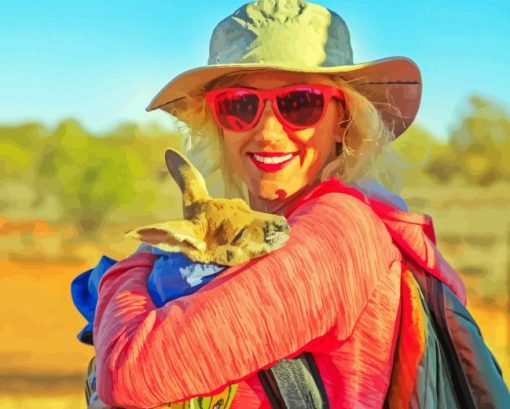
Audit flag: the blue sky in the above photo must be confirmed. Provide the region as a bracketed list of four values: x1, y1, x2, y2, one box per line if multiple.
[1, 0, 509, 140]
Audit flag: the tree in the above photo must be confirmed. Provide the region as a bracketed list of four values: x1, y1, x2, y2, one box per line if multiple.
[449, 95, 510, 186]
[390, 124, 450, 186]
[32, 119, 185, 235]
[0, 122, 47, 182]
[33, 119, 139, 235]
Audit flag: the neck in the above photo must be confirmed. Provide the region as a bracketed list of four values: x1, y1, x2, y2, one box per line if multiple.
[248, 178, 321, 216]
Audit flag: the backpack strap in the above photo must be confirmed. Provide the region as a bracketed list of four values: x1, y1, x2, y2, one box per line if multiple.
[257, 352, 329, 409]
[411, 264, 510, 408]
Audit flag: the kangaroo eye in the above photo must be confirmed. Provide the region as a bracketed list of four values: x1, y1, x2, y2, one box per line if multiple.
[231, 227, 246, 244]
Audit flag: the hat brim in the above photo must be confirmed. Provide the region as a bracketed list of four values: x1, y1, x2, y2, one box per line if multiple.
[147, 57, 421, 138]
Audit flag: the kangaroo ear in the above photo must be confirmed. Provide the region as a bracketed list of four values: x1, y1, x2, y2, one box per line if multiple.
[126, 220, 206, 253]
[165, 149, 210, 207]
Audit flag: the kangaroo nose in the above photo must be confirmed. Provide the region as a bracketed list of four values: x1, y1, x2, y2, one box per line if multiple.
[271, 220, 290, 234]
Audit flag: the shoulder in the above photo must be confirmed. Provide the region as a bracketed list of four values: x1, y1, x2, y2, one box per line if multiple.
[290, 191, 398, 261]
[288, 178, 389, 228]
[291, 190, 386, 231]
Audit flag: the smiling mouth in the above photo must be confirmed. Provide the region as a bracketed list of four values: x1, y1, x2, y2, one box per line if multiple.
[248, 151, 299, 172]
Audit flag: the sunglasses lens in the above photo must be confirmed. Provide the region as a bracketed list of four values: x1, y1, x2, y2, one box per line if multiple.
[213, 91, 260, 131]
[277, 87, 325, 128]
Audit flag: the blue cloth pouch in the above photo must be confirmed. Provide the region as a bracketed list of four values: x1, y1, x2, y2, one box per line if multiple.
[71, 248, 226, 345]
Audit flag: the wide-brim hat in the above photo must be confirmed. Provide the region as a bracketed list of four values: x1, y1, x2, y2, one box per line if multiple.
[147, 0, 422, 138]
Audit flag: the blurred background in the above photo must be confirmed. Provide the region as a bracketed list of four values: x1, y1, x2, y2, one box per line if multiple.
[1, 1, 509, 407]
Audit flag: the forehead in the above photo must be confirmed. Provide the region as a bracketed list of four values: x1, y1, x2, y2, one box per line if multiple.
[211, 71, 337, 90]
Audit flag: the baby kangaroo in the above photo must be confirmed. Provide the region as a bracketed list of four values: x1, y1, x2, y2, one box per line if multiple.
[126, 148, 290, 266]
[86, 149, 291, 409]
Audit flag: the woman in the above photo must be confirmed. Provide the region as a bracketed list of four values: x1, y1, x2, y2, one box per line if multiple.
[92, 1, 508, 408]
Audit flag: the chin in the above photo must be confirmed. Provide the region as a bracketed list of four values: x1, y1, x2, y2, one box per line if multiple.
[249, 179, 279, 201]
[256, 179, 302, 201]
[255, 187, 280, 201]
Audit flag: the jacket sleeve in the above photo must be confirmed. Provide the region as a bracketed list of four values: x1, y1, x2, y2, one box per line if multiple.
[93, 192, 400, 408]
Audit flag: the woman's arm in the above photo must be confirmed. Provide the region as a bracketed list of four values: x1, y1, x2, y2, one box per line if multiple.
[94, 193, 400, 408]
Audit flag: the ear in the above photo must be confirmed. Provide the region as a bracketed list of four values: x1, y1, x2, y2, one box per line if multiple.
[165, 149, 210, 207]
[125, 219, 206, 253]
[335, 131, 345, 143]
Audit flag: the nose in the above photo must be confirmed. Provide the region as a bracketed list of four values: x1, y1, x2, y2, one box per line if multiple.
[253, 101, 287, 144]
[272, 220, 289, 234]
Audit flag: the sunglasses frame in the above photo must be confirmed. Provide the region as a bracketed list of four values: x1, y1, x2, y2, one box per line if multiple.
[205, 84, 345, 132]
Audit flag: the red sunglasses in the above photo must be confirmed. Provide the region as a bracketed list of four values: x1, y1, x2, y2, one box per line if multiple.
[205, 84, 345, 132]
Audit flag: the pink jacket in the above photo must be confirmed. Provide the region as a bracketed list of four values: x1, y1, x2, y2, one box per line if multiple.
[93, 178, 465, 408]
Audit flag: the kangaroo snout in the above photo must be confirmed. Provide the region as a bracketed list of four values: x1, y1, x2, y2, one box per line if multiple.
[266, 218, 289, 235]
[271, 219, 289, 233]
[263, 217, 290, 247]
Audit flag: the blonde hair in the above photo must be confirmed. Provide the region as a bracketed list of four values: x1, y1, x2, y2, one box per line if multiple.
[173, 74, 400, 200]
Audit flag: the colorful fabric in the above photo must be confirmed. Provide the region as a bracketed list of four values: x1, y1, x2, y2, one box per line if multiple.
[284, 178, 466, 304]
[386, 269, 458, 408]
[78, 176, 487, 408]
[71, 249, 226, 344]
[92, 176, 469, 408]
[149, 247, 225, 307]
[72, 255, 117, 344]
[85, 355, 238, 409]
[73, 249, 233, 408]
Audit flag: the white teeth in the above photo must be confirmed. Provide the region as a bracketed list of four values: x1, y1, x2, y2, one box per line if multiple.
[253, 153, 293, 164]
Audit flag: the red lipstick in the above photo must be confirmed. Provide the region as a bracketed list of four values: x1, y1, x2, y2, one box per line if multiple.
[248, 151, 298, 172]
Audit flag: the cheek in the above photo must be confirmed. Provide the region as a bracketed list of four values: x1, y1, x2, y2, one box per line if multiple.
[292, 128, 315, 143]
[295, 130, 335, 168]
[222, 134, 246, 171]
[298, 106, 339, 164]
